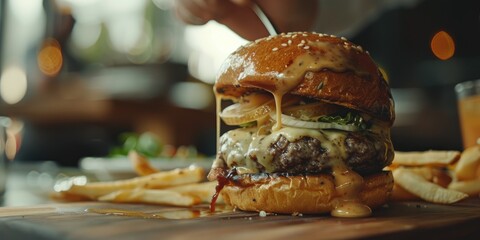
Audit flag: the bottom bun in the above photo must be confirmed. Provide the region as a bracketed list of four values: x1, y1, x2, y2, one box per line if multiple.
[221, 171, 393, 214]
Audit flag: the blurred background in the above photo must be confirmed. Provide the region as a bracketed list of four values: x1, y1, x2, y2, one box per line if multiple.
[0, 0, 479, 167]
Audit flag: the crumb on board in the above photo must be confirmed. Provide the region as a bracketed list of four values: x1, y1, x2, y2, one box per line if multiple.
[292, 212, 303, 217]
[259, 211, 267, 217]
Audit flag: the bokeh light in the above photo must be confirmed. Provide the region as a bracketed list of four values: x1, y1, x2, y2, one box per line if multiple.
[0, 66, 28, 104]
[431, 31, 455, 60]
[37, 38, 63, 76]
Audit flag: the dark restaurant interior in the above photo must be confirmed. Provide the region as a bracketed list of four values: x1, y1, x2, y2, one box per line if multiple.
[0, 0, 479, 168]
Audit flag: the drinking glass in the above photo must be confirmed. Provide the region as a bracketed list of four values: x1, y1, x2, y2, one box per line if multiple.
[455, 79, 480, 149]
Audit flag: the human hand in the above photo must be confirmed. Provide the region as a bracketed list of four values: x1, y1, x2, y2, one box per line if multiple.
[174, 0, 251, 26]
[174, 0, 317, 41]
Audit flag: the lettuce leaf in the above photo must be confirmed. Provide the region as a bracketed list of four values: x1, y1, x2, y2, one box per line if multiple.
[316, 112, 368, 130]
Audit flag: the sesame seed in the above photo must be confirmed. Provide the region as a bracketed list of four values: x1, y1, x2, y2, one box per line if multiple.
[304, 46, 310, 50]
[340, 37, 347, 41]
[330, 34, 336, 38]
[287, 39, 292, 45]
[297, 43, 304, 47]
[302, 33, 308, 37]
[281, 43, 287, 47]
[301, 40, 306, 44]
[259, 211, 267, 217]
[357, 46, 363, 51]
[272, 47, 278, 51]
[305, 71, 314, 79]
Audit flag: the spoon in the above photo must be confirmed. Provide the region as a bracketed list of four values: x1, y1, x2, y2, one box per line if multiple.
[251, 3, 278, 36]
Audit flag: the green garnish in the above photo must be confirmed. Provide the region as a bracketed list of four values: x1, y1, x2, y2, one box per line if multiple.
[316, 112, 368, 130]
[109, 132, 162, 158]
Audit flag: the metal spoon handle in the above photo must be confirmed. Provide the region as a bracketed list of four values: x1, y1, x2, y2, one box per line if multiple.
[251, 3, 277, 36]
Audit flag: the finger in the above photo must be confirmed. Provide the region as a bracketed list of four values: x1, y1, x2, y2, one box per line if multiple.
[230, 0, 252, 7]
[174, 0, 210, 25]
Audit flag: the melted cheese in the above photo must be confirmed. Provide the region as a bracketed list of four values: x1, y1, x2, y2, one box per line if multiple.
[330, 162, 372, 217]
[221, 127, 349, 174]
[216, 93, 221, 155]
[272, 93, 283, 131]
[217, 125, 374, 217]
[220, 128, 254, 171]
[331, 202, 372, 218]
[277, 41, 368, 84]
[237, 41, 369, 130]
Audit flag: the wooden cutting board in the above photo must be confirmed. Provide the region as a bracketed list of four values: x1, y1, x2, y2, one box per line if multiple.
[1, 199, 480, 240]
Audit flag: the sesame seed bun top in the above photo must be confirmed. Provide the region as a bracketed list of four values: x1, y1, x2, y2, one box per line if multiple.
[214, 32, 395, 125]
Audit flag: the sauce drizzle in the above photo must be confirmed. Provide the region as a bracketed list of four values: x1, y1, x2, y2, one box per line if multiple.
[272, 93, 283, 131]
[215, 92, 222, 155]
[330, 164, 371, 217]
[210, 168, 237, 212]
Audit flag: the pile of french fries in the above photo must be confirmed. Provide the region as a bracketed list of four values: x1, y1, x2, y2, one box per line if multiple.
[54, 146, 480, 208]
[53, 151, 221, 207]
[389, 145, 480, 204]
[448, 146, 480, 196]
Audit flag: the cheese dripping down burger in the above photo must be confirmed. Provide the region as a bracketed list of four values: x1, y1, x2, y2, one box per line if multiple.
[209, 32, 395, 218]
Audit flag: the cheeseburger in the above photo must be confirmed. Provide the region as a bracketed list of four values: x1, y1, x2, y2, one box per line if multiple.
[209, 32, 395, 217]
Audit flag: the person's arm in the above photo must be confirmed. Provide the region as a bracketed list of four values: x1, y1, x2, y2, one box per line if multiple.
[174, 0, 318, 40]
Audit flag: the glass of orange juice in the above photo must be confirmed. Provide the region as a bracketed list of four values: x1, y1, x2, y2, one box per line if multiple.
[455, 79, 480, 149]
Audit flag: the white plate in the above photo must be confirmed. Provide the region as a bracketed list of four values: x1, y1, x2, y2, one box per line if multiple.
[80, 157, 213, 181]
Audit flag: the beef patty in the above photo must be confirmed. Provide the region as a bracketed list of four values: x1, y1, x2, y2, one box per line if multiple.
[269, 133, 393, 175]
[217, 130, 394, 176]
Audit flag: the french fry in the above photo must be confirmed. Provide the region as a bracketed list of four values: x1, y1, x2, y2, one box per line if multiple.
[168, 181, 222, 204]
[454, 145, 480, 181]
[407, 167, 452, 188]
[95, 180, 220, 206]
[390, 183, 419, 201]
[98, 189, 200, 206]
[448, 179, 480, 196]
[393, 168, 468, 204]
[62, 166, 205, 200]
[392, 150, 460, 167]
[406, 167, 434, 180]
[128, 150, 159, 176]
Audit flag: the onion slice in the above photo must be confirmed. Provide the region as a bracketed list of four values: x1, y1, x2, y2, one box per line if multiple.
[220, 95, 274, 126]
[272, 113, 359, 131]
[220, 94, 302, 126]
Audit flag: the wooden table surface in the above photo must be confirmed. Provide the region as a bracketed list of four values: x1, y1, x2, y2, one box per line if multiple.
[1, 198, 480, 240]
